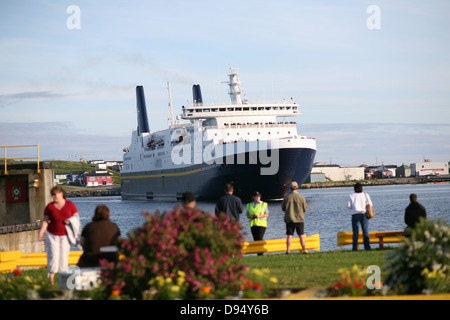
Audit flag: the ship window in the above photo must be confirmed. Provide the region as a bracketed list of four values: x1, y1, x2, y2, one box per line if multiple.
[258, 107, 264, 110]
[243, 107, 249, 111]
[266, 107, 271, 110]
[195, 109, 202, 112]
[220, 108, 226, 111]
[203, 109, 210, 112]
[235, 107, 242, 111]
[251, 107, 257, 111]
[227, 108, 234, 111]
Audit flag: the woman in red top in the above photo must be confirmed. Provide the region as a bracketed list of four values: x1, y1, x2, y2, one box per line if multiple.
[38, 186, 79, 285]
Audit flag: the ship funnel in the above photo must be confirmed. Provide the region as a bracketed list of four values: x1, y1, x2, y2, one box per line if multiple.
[136, 86, 150, 135]
[192, 84, 203, 106]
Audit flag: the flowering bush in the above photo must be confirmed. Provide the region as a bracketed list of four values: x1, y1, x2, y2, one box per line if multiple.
[383, 218, 450, 294]
[143, 270, 188, 300]
[241, 267, 278, 298]
[327, 265, 370, 297]
[0, 269, 54, 300]
[100, 206, 248, 299]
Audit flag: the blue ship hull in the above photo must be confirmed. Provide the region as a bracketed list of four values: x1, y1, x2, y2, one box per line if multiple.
[121, 147, 316, 201]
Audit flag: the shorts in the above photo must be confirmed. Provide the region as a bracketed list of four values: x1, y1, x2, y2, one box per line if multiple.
[286, 222, 304, 236]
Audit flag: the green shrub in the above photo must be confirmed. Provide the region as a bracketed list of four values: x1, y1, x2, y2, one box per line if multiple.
[100, 206, 248, 299]
[383, 218, 450, 294]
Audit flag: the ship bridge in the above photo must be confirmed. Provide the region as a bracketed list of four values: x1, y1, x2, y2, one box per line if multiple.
[181, 68, 302, 128]
[181, 102, 301, 129]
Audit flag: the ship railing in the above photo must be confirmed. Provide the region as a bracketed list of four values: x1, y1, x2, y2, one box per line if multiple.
[202, 122, 298, 129]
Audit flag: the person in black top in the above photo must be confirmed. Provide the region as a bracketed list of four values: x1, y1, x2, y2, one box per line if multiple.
[404, 193, 427, 230]
[77, 205, 121, 268]
[215, 183, 243, 221]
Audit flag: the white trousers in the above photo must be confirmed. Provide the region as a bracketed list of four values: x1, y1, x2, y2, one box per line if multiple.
[45, 232, 70, 274]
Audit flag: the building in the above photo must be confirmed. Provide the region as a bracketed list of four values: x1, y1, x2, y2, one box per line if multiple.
[372, 167, 393, 179]
[396, 164, 411, 178]
[67, 171, 88, 184]
[79, 171, 113, 187]
[411, 161, 449, 176]
[54, 173, 69, 184]
[95, 163, 107, 170]
[311, 164, 365, 181]
[364, 165, 397, 179]
[305, 172, 326, 183]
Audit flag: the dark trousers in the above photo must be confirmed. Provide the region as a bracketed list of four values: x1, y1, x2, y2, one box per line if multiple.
[251, 226, 266, 241]
[251, 226, 266, 256]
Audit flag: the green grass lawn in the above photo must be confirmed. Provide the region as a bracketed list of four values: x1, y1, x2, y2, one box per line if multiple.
[15, 248, 393, 294]
[243, 248, 392, 290]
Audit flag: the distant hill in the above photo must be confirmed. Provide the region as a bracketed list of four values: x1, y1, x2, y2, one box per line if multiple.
[49, 160, 97, 174]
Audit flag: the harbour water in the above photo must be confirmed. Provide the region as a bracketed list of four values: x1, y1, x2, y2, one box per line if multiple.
[70, 183, 450, 252]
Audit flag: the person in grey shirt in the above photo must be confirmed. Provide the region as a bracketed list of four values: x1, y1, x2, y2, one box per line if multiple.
[282, 181, 308, 254]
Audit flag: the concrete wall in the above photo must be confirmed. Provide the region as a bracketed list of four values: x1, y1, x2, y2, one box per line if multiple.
[0, 228, 45, 252]
[0, 166, 53, 226]
[0, 164, 54, 252]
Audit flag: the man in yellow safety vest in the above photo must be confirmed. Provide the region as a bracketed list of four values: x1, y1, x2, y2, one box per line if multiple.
[246, 191, 269, 249]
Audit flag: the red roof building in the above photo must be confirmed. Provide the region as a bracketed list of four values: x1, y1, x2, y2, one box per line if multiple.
[80, 172, 113, 186]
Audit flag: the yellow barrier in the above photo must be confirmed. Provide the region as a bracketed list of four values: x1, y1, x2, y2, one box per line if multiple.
[0, 251, 84, 273]
[1, 235, 321, 272]
[337, 231, 406, 247]
[242, 234, 320, 254]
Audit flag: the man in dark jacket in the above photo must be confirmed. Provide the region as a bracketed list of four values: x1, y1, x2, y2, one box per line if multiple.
[215, 183, 243, 221]
[404, 193, 427, 229]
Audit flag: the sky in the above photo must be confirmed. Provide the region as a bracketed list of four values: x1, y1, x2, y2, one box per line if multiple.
[1, 0, 449, 167]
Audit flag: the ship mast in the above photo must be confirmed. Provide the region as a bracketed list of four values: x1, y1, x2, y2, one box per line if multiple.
[228, 68, 243, 105]
[167, 81, 174, 128]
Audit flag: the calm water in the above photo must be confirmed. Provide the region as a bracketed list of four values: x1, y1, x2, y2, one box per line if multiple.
[69, 183, 450, 252]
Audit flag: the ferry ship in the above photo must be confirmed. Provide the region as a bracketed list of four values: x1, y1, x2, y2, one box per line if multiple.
[121, 69, 316, 201]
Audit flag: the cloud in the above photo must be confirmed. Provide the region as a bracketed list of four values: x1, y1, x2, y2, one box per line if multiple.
[0, 122, 129, 161]
[0, 91, 66, 107]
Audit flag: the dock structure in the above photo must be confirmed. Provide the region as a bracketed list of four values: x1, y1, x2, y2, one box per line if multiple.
[0, 145, 53, 253]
